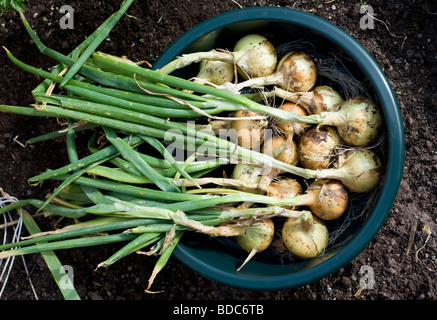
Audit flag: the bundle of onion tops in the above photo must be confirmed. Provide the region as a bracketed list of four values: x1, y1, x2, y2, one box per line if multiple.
[0, 6, 385, 294]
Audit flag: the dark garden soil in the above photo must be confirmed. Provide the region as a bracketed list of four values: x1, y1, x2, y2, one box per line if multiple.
[0, 0, 436, 301]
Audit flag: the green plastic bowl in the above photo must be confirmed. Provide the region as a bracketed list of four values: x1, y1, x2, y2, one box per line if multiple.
[153, 7, 405, 290]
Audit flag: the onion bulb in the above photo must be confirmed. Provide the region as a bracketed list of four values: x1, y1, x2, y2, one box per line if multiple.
[298, 126, 341, 170]
[258, 134, 299, 192]
[267, 178, 348, 220]
[194, 60, 234, 86]
[282, 214, 329, 259]
[230, 51, 317, 93]
[317, 148, 383, 193]
[301, 179, 349, 220]
[275, 52, 317, 92]
[233, 34, 277, 79]
[231, 163, 264, 194]
[231, 109, 269, 150]
[321, 97, 383, 146]
[274, 85, 344, 115]
[235, 218, 275, 271]
[275, 102, 310, 137]
[266, 178, 303, 209]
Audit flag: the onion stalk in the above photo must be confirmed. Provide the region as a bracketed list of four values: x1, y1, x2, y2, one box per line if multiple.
[92, 51, 382, 147]
[5, 47, 383, 149]
[13, 16, 383, 147]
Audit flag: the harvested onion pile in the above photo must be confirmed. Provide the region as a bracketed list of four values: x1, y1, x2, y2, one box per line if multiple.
[0, 3, 385, 294]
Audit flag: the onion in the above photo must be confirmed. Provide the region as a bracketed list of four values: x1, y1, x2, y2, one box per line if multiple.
[230, 51, 317, 93]
[231, 163, 264, 194]
[258, 134, 299, 192]
[266, 178, 348, 220]
[298, 126, 341, 170]
[194, 60, 234, 86]
[274, 85, 344, 115]
[316, 148, 383, 193]
[282, 214, 329, 259]
[266, 178, 303, 209]
[235, 218, 275, 271]
[275, 52, 317, 92]
[275, 102, 310, 136]
[233, 34, 277, 79]
[301, 179, 349, 220]
[231, 109, 269, 150]
[321, 96, 383, 146]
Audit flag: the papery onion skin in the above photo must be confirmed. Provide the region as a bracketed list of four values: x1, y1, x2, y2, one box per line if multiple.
[335, 149, 383, 193]
[262, 135, 299, 171]
[305, 179, 349, 220]
[276, 52, 317, 92]
[282, 214, 329, 259]
[307, 85, 344, 114]
[298, 126, 341, 170]
[233, 34, 277, 80]
[317, 148, 383, 193]
[274, 85, 343, 115]
[266, 178, 303, 210]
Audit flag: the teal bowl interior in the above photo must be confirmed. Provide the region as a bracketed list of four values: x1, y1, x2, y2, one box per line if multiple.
[153, 7, 405, 290]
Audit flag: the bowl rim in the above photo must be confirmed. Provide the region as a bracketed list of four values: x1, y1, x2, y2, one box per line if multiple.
[153, 6, 405, 290]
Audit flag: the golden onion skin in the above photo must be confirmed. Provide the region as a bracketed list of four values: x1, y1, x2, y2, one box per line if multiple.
[231, 163, 264, 194]
[308, 85, 344, 114]
[276, 102, 310, 136]
[233, 34, 277, 80]
[337, 149, 383, 193]
[298, 126, 341, 170]
[258, 135, 299, 192]
[266, 178, 303, 210]
[306, 179, 349, 220]
[276, 52, 317, 92]
[334, 97, 383, 146]
[282, 214, 329, 259]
